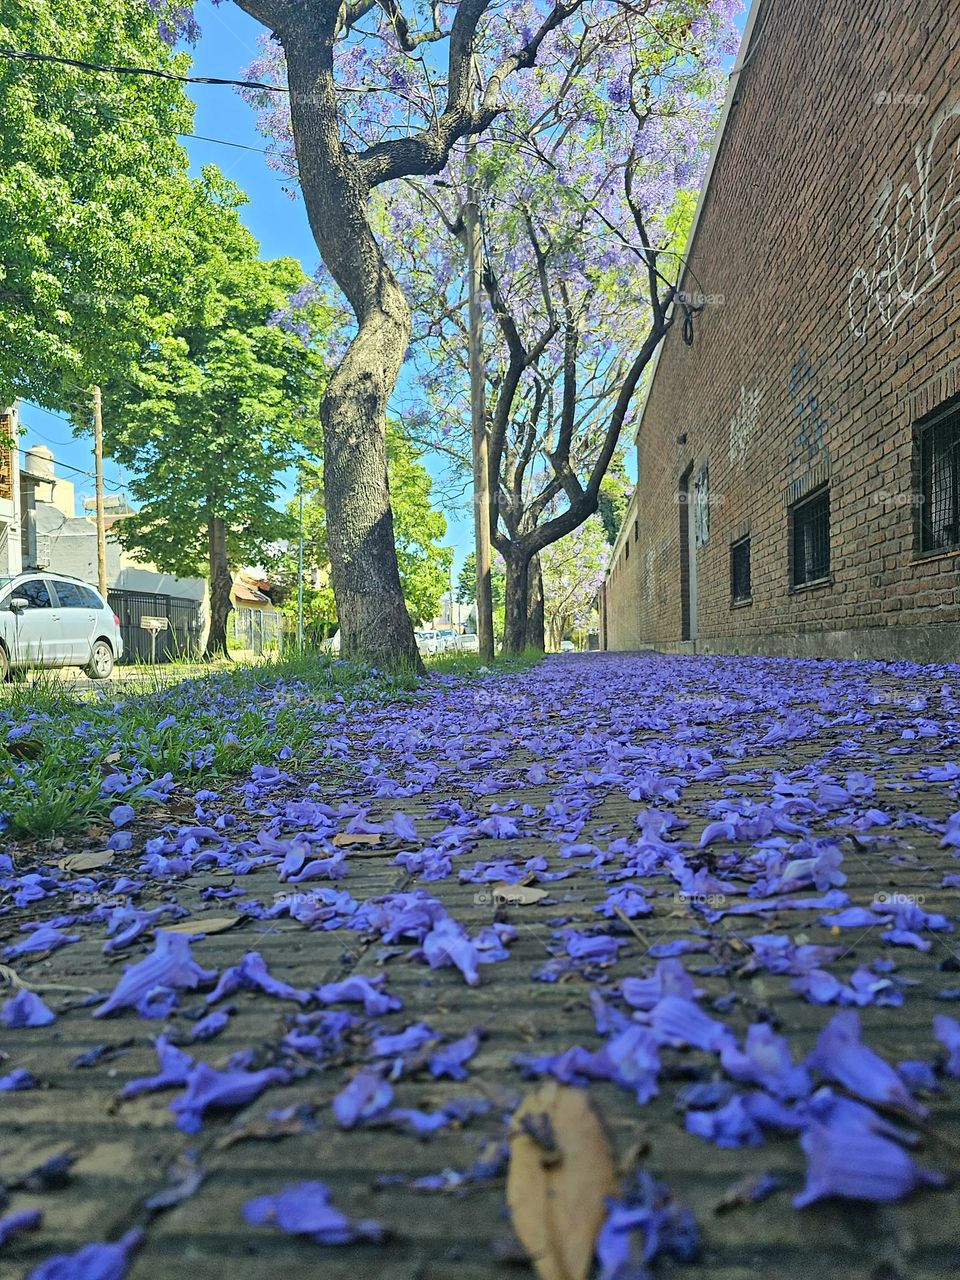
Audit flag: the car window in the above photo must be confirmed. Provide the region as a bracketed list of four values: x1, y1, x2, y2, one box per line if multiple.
[15, 579, 52, 609]
[78, 586, 103, 609]
[52, 580, 88, 608]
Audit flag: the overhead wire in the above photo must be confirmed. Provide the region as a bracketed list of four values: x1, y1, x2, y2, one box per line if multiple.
[8, 439, 130, 495]
[0, 47, 287, 93]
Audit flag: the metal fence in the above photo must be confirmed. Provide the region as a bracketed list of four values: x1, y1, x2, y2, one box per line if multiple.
[108, 589, 203, 664]
[229, 606, 285, 656]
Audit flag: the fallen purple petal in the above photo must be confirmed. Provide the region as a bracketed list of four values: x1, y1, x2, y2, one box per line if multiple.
[26, 1227, 143, 1280]
[1, 989, 56, 1027]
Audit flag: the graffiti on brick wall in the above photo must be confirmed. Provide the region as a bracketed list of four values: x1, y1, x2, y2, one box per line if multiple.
[786, 349, 831, 483]
[643, 546, 655, 600]
[694, 463, 710, 546]
[848, 99, 960, 340]
[728, 385, 765, 467]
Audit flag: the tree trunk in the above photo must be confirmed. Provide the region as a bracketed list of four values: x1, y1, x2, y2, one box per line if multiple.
[550, 612, 569, 652]
[526, 553, 544, 652]
[285, 38, 420, 671]
[502, 552, 530, 656]
[205, 511, 232, 660]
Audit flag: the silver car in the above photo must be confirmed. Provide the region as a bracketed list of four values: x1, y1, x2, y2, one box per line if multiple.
[414, 629, 443, 657]
[0, 573, 123, 679]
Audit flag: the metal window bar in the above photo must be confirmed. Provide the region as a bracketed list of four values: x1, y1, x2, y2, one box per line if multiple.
[731, 537, 751, 602]
[918, 408, 960, 553]
[791, 488, 830, 586]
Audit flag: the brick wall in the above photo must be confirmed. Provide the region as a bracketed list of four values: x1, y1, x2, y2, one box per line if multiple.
[602, 0, 960, 661]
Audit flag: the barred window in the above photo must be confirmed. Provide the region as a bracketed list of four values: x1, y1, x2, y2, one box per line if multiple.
[731, 537, 751, 603]
[790, 486, 830, 586]
[917, 405, 960, 553]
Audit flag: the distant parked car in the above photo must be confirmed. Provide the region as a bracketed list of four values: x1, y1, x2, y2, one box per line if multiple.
[0, 573, 123, 679]
[435, 626, 459, 651]
[455, 632, 480, 653]
[322, 630, 341, 655]
[560, 639, 576, 653]
[415, 629, 444, 656]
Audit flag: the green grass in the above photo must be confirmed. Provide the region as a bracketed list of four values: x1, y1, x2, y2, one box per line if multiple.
[0, 653, 420, 841]
[426, 646, 546, 676]
[0, 644, 545, 840]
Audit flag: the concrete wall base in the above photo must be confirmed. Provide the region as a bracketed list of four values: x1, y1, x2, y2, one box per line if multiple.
[606, 624, 960, 664]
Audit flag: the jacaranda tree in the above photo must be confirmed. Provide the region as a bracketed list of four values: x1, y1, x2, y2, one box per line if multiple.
[152, 0, 739, 664]
[382, 13, 734, 650]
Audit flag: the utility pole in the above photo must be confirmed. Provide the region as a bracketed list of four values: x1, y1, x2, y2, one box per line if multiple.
[296, 469, 305, 655]
[91, 385, 107, 598]
[464, 122, 495, 662]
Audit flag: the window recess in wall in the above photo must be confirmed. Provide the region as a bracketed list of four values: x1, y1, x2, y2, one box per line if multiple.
[916, 401, 960, 554]
[790, 485, 830, 587]
[731, 536, 751, 604]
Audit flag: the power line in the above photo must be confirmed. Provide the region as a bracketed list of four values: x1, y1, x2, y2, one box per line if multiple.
[12, 440, 129, 495]
[0, 48, 287, 93]
[180, 130, 271, 155]
[1, 49, 282, 156]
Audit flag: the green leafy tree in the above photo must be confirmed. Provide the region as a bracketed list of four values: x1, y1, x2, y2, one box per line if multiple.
[274, 464, 337, 647]
[457, 550, 508, 642]
[598, 452, 633, 546]
[0, 0, 197, 404]
[387, 430, 453, 626]
[102, 184, 328, 655]
[457, 551, 506, 611]
[277, 428, 452, 638]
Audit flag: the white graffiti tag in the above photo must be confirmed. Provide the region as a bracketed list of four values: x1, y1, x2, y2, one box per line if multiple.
[728, 385, 765, 467]
[848, 100, 960, 339]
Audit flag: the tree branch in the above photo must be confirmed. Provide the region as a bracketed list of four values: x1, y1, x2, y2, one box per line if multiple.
[356, 0, 588, 186]
[232, 0, 297, 31]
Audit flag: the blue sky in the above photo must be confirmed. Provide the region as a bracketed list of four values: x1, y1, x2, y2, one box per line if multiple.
[21, 0, 475, 572]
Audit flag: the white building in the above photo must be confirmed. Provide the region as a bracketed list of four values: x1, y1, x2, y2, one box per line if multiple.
[19, 442, 203, 604]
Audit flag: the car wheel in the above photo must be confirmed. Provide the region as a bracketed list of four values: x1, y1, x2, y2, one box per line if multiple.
[0, 645, 8, 682]
[85, 640, 114, 680]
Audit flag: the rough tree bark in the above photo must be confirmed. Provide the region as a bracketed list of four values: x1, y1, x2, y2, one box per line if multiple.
[284, 34, 420, 669]
[205, 510, 232, 660]
[526, 553, 545, 651]
[502, 550, 529, 656]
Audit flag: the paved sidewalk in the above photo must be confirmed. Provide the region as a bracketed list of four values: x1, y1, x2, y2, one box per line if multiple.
[1, 653, 959, 1279]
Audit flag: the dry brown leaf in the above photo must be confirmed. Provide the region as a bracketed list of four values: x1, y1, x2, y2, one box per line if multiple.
[58, 851, 114, 873]
[491, 882, 549, 906]
[332, 832, 383, 847]
[162, 916, 241, 936]
[0, 963, 29, 990]
[215, 1105, 317, 1150]
[507, 1082, 617, 1280]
